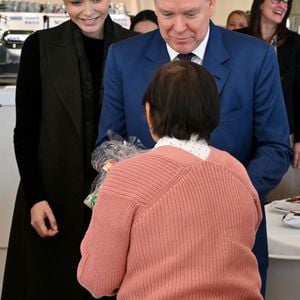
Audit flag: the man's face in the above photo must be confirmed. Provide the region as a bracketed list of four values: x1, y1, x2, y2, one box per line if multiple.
[155, 0, 215, 53]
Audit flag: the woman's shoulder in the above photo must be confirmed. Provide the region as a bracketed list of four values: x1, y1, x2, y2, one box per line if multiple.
[287, 29, 300, 38]
[103, 15, 138, 45]
[286, 29, 300, 45]
[21, 30, 40, 53]
[101, 148, 193, 203]
[110, 20, 138, 39]
[35, 20, 75, 41]
[109, 148, 187, 179]
[36, 21, 79, 47]
[278, 30, 300, 54]
[207, 147, 255, 189]
[24, 23, 67, 47]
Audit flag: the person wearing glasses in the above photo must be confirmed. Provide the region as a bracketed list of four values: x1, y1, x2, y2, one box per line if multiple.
[239, 0, 300, 169]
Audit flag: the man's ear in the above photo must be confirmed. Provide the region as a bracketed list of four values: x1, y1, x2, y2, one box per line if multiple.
[207, 0, 216, 15]
[208, 0, 216, 8]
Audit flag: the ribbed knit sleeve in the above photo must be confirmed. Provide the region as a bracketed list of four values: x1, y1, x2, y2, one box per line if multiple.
[77, 186, 138, 298]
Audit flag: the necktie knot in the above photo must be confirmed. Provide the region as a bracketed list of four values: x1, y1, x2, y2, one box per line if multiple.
[177, 53, 195, 61]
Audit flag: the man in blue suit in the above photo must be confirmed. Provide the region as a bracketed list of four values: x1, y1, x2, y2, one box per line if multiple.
[96, 0, 292, 295]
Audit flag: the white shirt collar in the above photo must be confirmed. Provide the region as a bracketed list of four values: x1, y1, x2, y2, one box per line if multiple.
[154, 135, 210, 160]
[166, 26, 210, 65]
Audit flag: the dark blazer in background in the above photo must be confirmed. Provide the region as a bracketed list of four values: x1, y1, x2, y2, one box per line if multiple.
[278, 30, 300, 142]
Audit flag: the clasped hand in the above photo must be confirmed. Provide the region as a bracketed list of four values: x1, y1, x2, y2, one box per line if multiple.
[30, 200, 58, 238]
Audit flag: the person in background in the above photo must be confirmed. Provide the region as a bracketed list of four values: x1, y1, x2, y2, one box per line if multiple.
[96, 0, 293, 296]
[238, 0, 300, 168]
[130, 9, 158, 33]
[226, 10, 248, 30]
[1, 0, 136, 299]
[78, 61, 263, 300]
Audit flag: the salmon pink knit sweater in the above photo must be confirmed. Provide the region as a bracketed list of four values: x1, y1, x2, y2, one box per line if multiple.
[78, 146, 262, 299]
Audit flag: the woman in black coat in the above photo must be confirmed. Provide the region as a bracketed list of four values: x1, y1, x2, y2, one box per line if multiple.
[1, 0, 136, 299]
[239, 0, 300, 168]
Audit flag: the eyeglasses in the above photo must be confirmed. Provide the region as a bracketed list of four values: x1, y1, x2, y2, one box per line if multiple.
[271, 0, 290, 4]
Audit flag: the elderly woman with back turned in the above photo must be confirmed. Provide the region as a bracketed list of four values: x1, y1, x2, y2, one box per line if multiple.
[78, 61, 263, 299]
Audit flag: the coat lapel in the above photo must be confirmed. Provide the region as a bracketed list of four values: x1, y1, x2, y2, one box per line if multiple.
[203, 22, 230, 95]
[46, 22, 83, 139]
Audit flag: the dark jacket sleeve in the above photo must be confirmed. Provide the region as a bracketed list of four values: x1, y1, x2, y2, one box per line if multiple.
[14, 32, 45, 206]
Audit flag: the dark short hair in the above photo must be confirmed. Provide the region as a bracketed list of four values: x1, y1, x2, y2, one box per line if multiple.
[130, 9, 158, 31]
[142, 61, 220, 141]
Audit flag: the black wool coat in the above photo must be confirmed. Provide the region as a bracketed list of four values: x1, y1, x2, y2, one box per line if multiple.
[277, 29, 300, 142]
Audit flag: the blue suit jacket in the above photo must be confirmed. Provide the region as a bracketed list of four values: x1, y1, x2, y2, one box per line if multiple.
[98, 22, 292, 201]
[97, 23, 293, 292]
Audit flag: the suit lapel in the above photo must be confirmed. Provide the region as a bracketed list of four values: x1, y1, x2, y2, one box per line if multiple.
[140, 25, 231, 95]
[203, 22, 230, 95]
[142, 30, 170, 80]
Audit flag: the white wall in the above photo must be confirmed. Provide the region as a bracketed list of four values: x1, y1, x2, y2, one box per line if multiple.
[124, 0, 300, 27]
[123, 0, 253, 26]
[212, 0, 252, 26]
[292, 0, 300, 13]
[19, 0, 300, 24]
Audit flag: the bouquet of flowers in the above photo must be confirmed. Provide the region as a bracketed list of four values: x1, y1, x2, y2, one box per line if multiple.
[84, 130, 146, 209]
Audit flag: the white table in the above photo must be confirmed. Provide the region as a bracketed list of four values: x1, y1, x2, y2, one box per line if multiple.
[265, 204, 300, 300]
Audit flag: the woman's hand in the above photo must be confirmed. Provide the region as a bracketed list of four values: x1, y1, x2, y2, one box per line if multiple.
[30, 200, 59, 238]
[293, 142, 300, 168]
